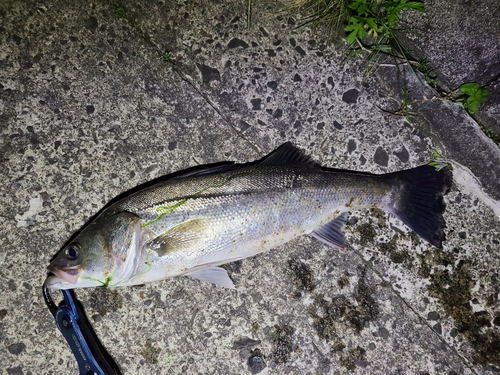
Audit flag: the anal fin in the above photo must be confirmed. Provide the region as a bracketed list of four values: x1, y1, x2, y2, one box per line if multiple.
[310, 212, 348, 249]
[186, 267, 235, 289]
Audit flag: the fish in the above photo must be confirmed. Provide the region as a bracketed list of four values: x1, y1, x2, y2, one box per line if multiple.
[45, 143, 452, 290]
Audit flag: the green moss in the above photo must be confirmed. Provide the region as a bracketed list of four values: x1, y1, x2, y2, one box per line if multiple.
[378, 235, 413, 267]
[337, 274, 350, 289]
[340, 346, 366, 371]
[308, 268, 379, 340]
[417, 250, 500, 367]
[113, 4, 127, 19]
[270, 325, 295, 364]
[287, 258, 316, 297]
[141, 339, 161, 365]
[358, 223, 376, 246]
[89, 288, 124, 316]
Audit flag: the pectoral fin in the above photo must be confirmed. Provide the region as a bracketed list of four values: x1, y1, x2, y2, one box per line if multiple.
[310, 212, 348, 249]
[186, 267, 235, 289]
[147, 218, 208, 257]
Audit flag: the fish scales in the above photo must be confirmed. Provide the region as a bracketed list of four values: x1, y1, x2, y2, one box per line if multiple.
[111, 166, 392, 285]
[45, 143, 452, 289]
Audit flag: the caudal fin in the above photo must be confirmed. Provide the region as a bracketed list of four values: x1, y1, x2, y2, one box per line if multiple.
[385, 165, 453, 248]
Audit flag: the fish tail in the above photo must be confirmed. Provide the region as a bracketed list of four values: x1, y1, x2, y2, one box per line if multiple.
[384, 165, 453, 248]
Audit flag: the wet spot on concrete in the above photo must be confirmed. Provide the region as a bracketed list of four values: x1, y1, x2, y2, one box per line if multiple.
[0, 309, 7, 320]
[239, 121, 251, 131]
[85, 16, 98, 32]
[347, 139, 356, 154]
[340, 346, 366, 371]
[432, 322, 442, 335]
[418, 250, 500, 367]
[427, 311, 440, 320]
[379, 237, 412, 265]
[287, 259, 316, 297]
[8, 280, 16, 291]
[270, 324, 295, 363]
[227, 38, 249, 49]
[250, 98, 262, 110]
[377, 327, 389, 339]
[267, 81, 278, 90]
[89, 288, 124, 316]
[141, 339, 161, 365]
[327, 76, 335, 88]
[293, 73, 302, 82]
[273, 108, 283, 118]
[295, 46, 306, 56]
[333, 120, 343, 130]
[168, 140, 177, 150]
[337, 274, 350, 289]
[357, 223, 376, 246]
[373, 147, 389, 167]
[342, 89, 359, 104]
[8, 342, 25, 355]
[233, 337, 261, 350]
[86, 105, 95, 114]
[197, 63, 220, 85]
[11, 34, 22, 46]
[265, 49, 276, 57]
[248, 348, 266, 374]
[309, 268, 379, 341]
[393, 145, 409, 163]
[6, 366, 23, 375]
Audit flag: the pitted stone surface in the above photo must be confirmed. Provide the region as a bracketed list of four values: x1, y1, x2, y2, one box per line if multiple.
[1, 0, 499, 374]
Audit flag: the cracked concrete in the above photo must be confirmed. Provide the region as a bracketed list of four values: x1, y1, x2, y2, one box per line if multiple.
[1, 0, 499, 374]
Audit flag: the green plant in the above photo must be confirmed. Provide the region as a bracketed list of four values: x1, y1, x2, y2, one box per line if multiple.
[114, 4, 127, 19]
[163, 52, 175, 68]
[344, 0, 424, 44]
[289, 0, 425, 78]
[293, 0, 351, 40]
[458, 82, 489, 114]
[416, 59, 438, 89]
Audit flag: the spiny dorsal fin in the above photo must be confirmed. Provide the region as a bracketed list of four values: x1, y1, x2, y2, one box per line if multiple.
[259, 142, 319, 168]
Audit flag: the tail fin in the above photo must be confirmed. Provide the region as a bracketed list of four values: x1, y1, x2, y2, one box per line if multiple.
[385, 165, 453, 248]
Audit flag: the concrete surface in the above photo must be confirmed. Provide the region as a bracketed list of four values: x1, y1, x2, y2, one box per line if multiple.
[1, 0, 499, 374]
[399, 0, 500, 141]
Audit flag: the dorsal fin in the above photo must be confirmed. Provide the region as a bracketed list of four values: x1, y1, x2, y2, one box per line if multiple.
[259, 142, 319, 168]
[173, 163, 239, 178]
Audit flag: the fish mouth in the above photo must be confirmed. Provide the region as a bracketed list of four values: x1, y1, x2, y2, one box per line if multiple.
[47, 266, 81, 285]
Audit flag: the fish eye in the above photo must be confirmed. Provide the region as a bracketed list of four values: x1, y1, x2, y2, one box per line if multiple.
[64, 244, 80, 260]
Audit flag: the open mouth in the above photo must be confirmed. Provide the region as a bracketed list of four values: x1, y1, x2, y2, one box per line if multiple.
[48, 266, 81, 285]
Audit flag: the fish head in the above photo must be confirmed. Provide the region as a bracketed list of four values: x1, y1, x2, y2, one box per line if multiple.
[45, 211, 142, 289]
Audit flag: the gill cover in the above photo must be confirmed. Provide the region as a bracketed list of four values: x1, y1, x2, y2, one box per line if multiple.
[46, 211, 142, 289]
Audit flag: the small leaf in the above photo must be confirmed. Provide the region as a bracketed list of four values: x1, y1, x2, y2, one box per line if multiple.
[387, 13, 399, 28]
[346, 30, 358, 44]
[405, 1, 425, 12]
[366, 18, 378, 30]
[459, 82, 480, 95]
[475, 88, 489, 101]
[466, 100, 480, 114]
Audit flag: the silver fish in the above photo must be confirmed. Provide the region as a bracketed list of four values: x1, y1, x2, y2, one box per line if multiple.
[45, 143, 452, 289]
